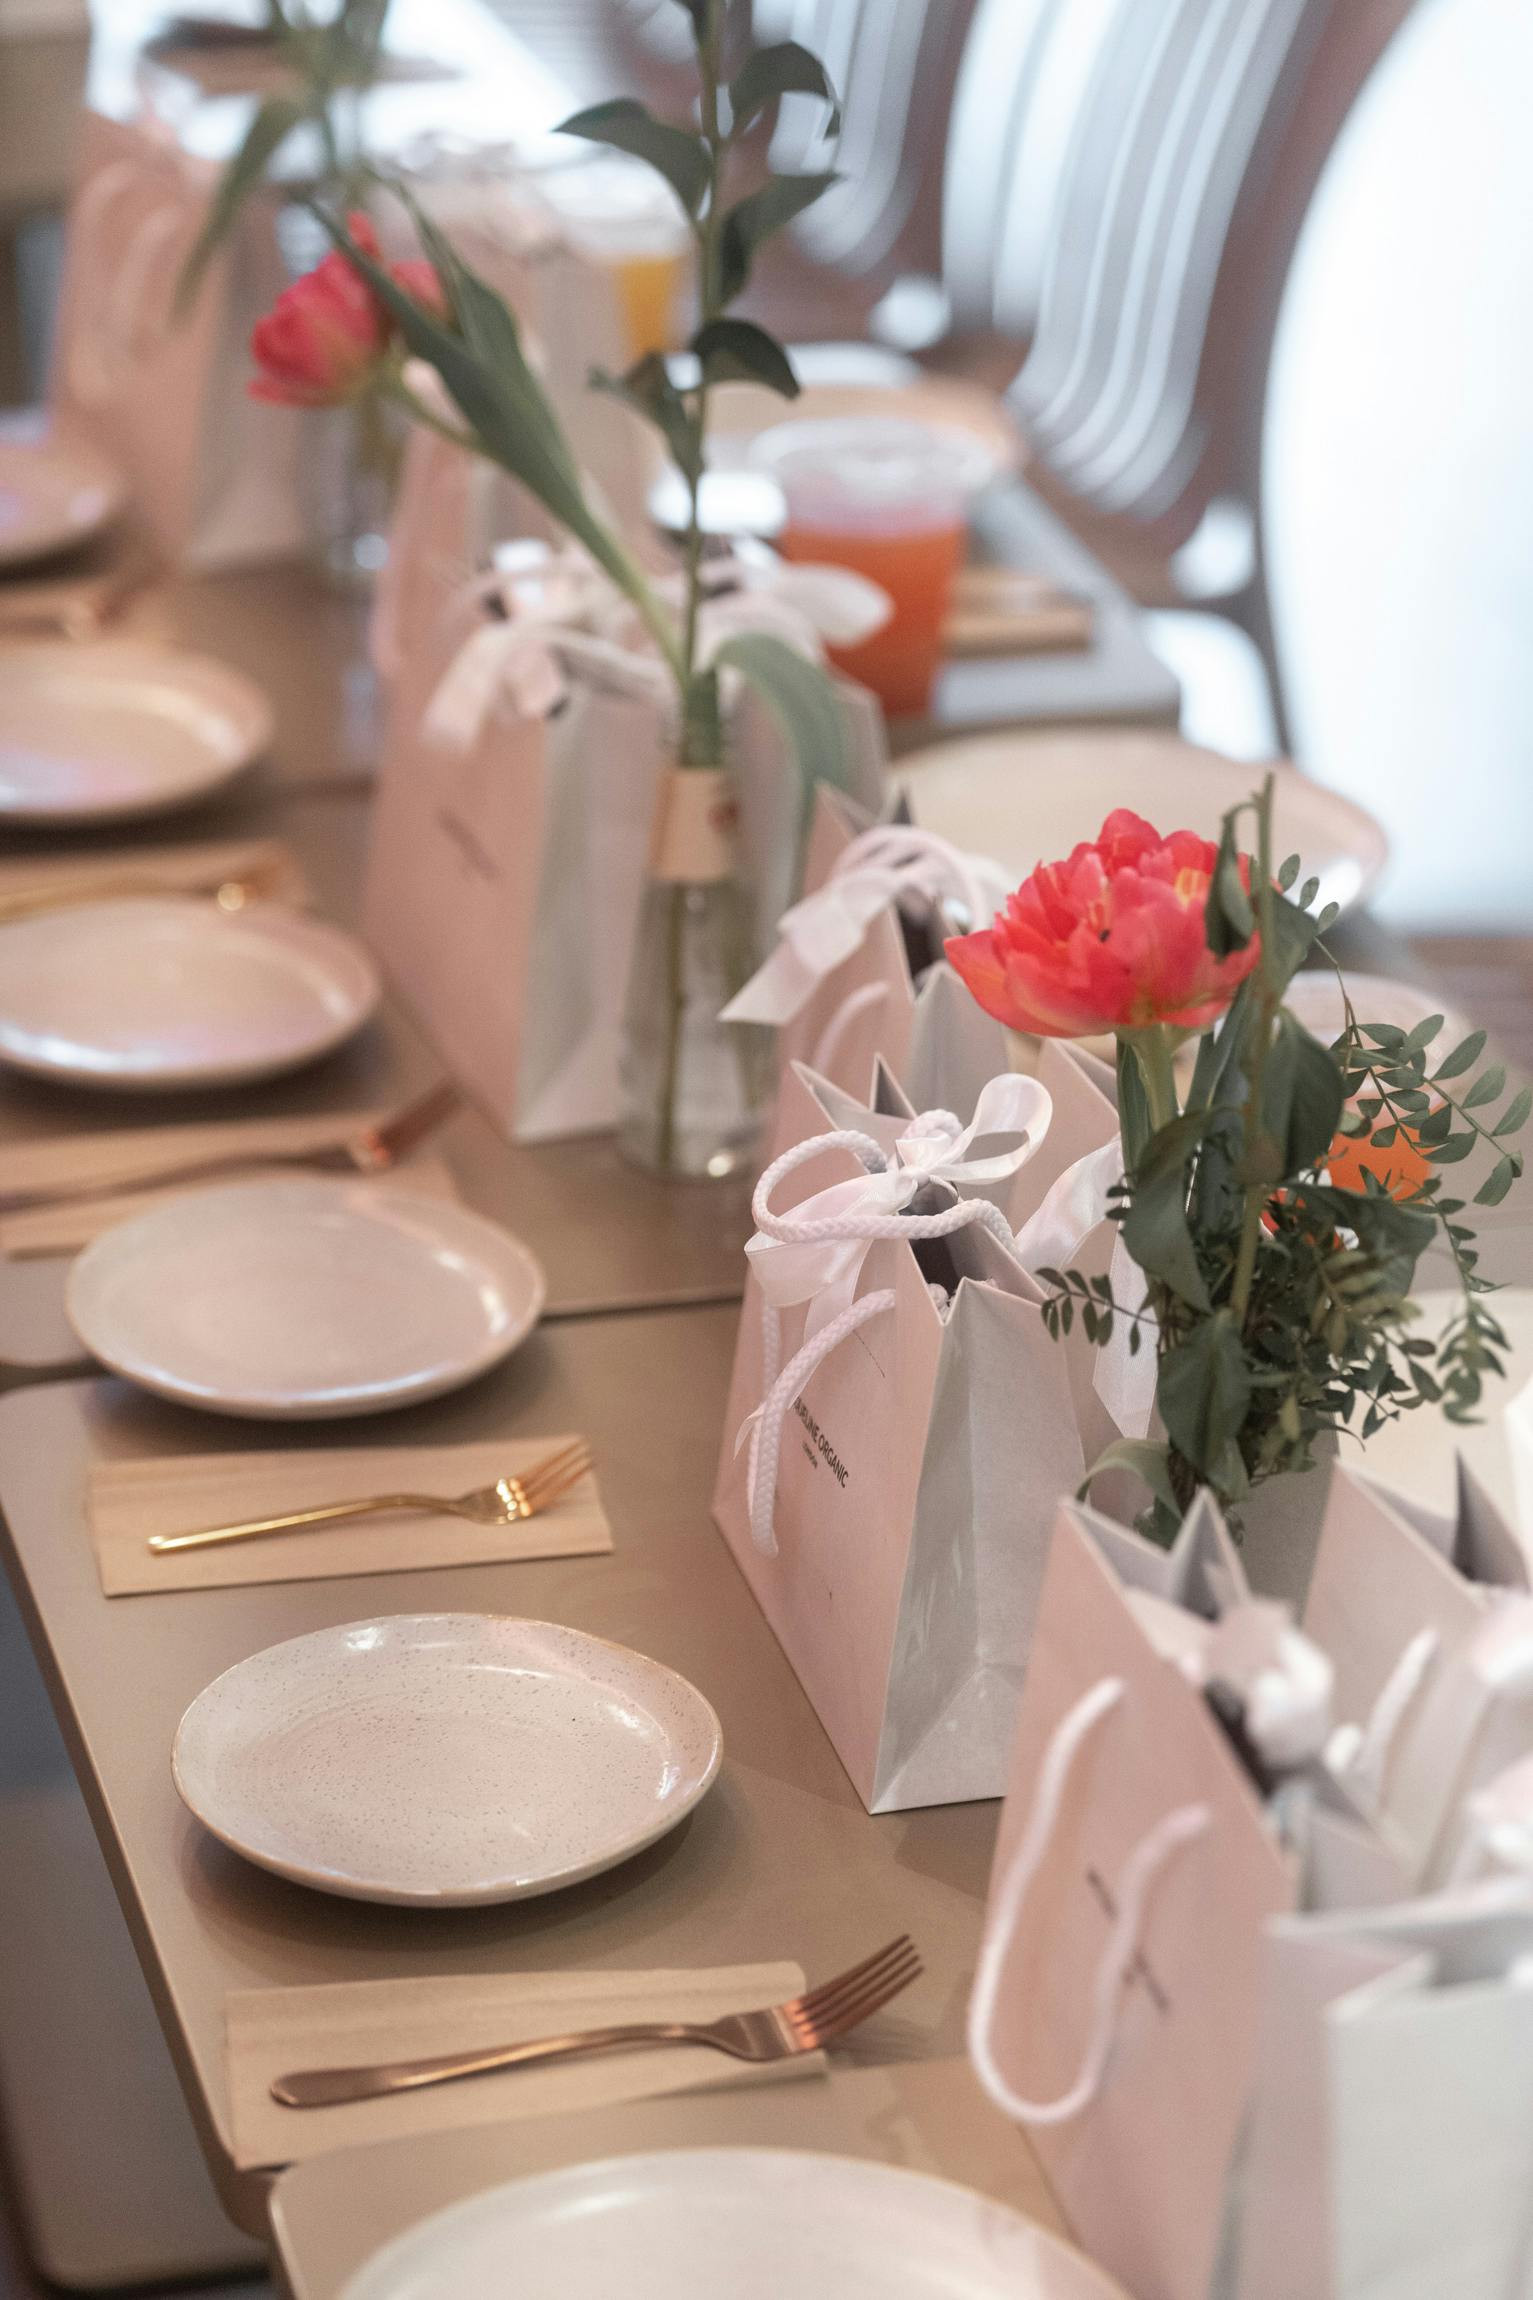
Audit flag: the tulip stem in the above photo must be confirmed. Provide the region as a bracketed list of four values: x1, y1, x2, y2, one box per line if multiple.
[1230, 775, 1279, 1328]
[1131, 1026, 1179, 1136]
[385, 374, 479, 456]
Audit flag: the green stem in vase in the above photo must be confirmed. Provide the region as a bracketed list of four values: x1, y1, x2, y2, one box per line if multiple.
[658, 882, 686, 1174]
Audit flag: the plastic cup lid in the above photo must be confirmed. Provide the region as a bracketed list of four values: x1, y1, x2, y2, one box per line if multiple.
[749, 417, 991, 529]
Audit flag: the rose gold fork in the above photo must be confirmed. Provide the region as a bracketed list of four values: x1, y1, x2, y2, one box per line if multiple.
[0, 1080, 462, 1217]
[271, 1935, 923, 2108]
[148, 1439, 593, 1555]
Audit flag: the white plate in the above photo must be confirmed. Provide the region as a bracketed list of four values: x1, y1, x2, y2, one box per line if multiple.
[173, 1616, 722, 1904]
[895, 731, 1389, 919]
[1360, 1287, 1533, 1526]
[341, 2150, 1128, 2299]
[67, 1178, 547, 1419]
[0, 435, 125, 567]
[0, 898, 378, 1089]
[0, 641, 273, 824]
[1283, 970, 1466, 1047]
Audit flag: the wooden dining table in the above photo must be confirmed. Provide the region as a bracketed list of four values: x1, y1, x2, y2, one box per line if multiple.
[0, 531, 1507, 2299]
[0, 531, 1163, 2292]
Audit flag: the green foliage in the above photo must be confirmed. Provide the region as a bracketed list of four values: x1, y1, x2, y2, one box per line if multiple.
[1039, 772, 1526, 1543]
[713, 631, 853, 805]
[557, 97, 710, 216]
[729, 41, 841, 136]
[175, 0, 390, 312]
[178, 94, 305, 312]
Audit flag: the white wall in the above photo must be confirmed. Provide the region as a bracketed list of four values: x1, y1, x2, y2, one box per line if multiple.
[1264, 0, 1533, 927]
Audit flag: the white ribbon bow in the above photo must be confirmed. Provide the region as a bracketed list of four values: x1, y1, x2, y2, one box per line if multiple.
[422, 540, 892, 754]
[722, 824, 1012, 1030]
[747, 1073, 1053, 1338]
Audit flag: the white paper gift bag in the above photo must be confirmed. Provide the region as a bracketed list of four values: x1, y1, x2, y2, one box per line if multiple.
[722, 787, 1009, 1101]
[399, 169, 659, 550]
[365, 551, 884, 1142]
[51, 109, 304, 569]
[967, 1499, 1298, 2300]
[1231, 1883, 1533, 2300]
[711, 1059, 1084, 1813]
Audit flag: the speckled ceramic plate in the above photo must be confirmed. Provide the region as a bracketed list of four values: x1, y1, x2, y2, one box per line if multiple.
[67, 1180, 546, 1419]
[340, 2150, 1130, 2300]
[894, 730, 1388, 919]
[173, 1615, 723, 1904]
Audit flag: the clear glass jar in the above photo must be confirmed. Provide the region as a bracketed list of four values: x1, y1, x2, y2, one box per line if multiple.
[302, 384, 405, 592]
[617, 867, 770, 1180]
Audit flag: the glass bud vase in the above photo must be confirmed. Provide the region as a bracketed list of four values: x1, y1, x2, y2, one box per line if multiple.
[617, 765, 770, 1179]
[302, 383, 405, 591]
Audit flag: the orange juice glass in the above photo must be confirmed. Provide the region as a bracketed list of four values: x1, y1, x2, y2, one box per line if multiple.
[758, 419, 973, 719]
[540, 157, 693, 362]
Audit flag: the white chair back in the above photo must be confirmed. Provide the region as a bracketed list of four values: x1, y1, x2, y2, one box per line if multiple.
[1008, 0, 1326, 521]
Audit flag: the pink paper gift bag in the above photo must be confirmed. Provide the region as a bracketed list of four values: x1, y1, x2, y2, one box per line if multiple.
[711, 1059, 1084, 1812]
[969, 1501, 1295, 2300]
[51, 110, 303, 568]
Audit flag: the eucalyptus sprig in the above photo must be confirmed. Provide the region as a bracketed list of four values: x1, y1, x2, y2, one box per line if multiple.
[1041, 773, 1524, 1544]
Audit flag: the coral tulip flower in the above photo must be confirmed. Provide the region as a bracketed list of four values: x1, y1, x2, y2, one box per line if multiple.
[249, 212, 392, 407]
[946, 808, 1259, 1037]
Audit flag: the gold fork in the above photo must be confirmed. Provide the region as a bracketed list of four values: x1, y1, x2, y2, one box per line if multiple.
[271, 1934, 923, 2108]
[148, 1439, 593, 1556]
[0, 853, 288, 925]
[0, 1080, 462, 1218]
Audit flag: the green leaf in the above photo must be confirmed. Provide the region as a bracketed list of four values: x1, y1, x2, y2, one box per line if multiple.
[730, 41, 841, 135]
[591, 354, 697, 479]
[1157, 1314, 1251, 1485]
[1494, 1086, 1532, 1138]
[1433, 1029, 1486, 1081]
[1079, 1439, 1182, 1526]
[1264, 1014, 1345, 1173]
[177, 93, 305, 314]
[1121, 1164, 1212, 1313]
[1204, 814, 1255, 958]
[557, 98, 709, 217]
[1476, 1153, 1523, 1207]
[714, 631, 853, 808]
[1464, 1064, 1507, 1111]
[1399, 1013, 1445, 1054]
[1116, 1035, 1152, 1166]
[313, 206, 669, 653]
[719, 173, 838, 301]
[692, 318, 799, 397]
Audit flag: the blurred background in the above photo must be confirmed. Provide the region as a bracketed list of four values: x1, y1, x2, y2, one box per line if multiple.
[5, 0, 1529, 947]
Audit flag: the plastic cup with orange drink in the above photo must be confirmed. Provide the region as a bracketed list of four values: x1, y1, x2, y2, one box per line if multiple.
[537, 157, 693, 362]
[753, 418, 988, 718]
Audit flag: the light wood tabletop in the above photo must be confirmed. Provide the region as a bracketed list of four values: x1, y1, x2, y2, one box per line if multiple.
[0, 1307, 1006, 2237]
